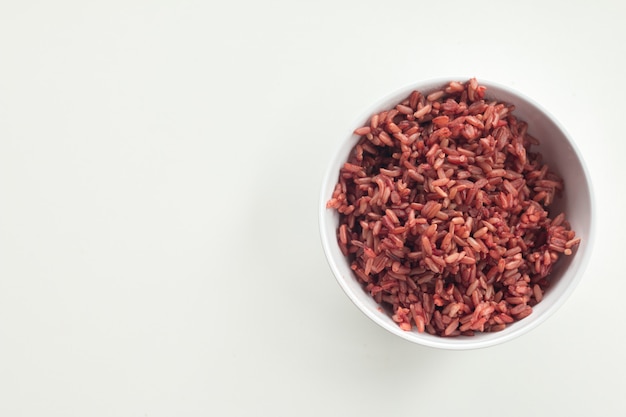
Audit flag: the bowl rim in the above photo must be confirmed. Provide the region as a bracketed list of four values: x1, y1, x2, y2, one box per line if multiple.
[319, 77, 596, 350]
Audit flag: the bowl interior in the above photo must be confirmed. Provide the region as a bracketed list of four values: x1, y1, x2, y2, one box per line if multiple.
[319, 79, 594, 349]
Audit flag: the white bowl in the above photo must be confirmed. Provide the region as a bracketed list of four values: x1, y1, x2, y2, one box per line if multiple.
[319, 78, 595, 350]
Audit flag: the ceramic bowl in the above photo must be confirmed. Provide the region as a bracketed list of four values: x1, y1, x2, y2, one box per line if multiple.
[319, 78, 594, 350]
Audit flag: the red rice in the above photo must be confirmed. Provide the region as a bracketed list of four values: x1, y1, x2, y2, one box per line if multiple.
[327, 78, 581, 336]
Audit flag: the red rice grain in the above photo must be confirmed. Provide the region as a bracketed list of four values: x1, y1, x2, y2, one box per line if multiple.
[327, 78, 581, 336]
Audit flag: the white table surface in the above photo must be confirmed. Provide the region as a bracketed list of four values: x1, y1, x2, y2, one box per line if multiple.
[1, 1, 624, 416]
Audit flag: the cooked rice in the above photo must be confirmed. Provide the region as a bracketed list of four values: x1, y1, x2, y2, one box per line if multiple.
[327, 78, 580, 336]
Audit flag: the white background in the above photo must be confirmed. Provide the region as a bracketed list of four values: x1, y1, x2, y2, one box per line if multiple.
[0, 1, 624, 416]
